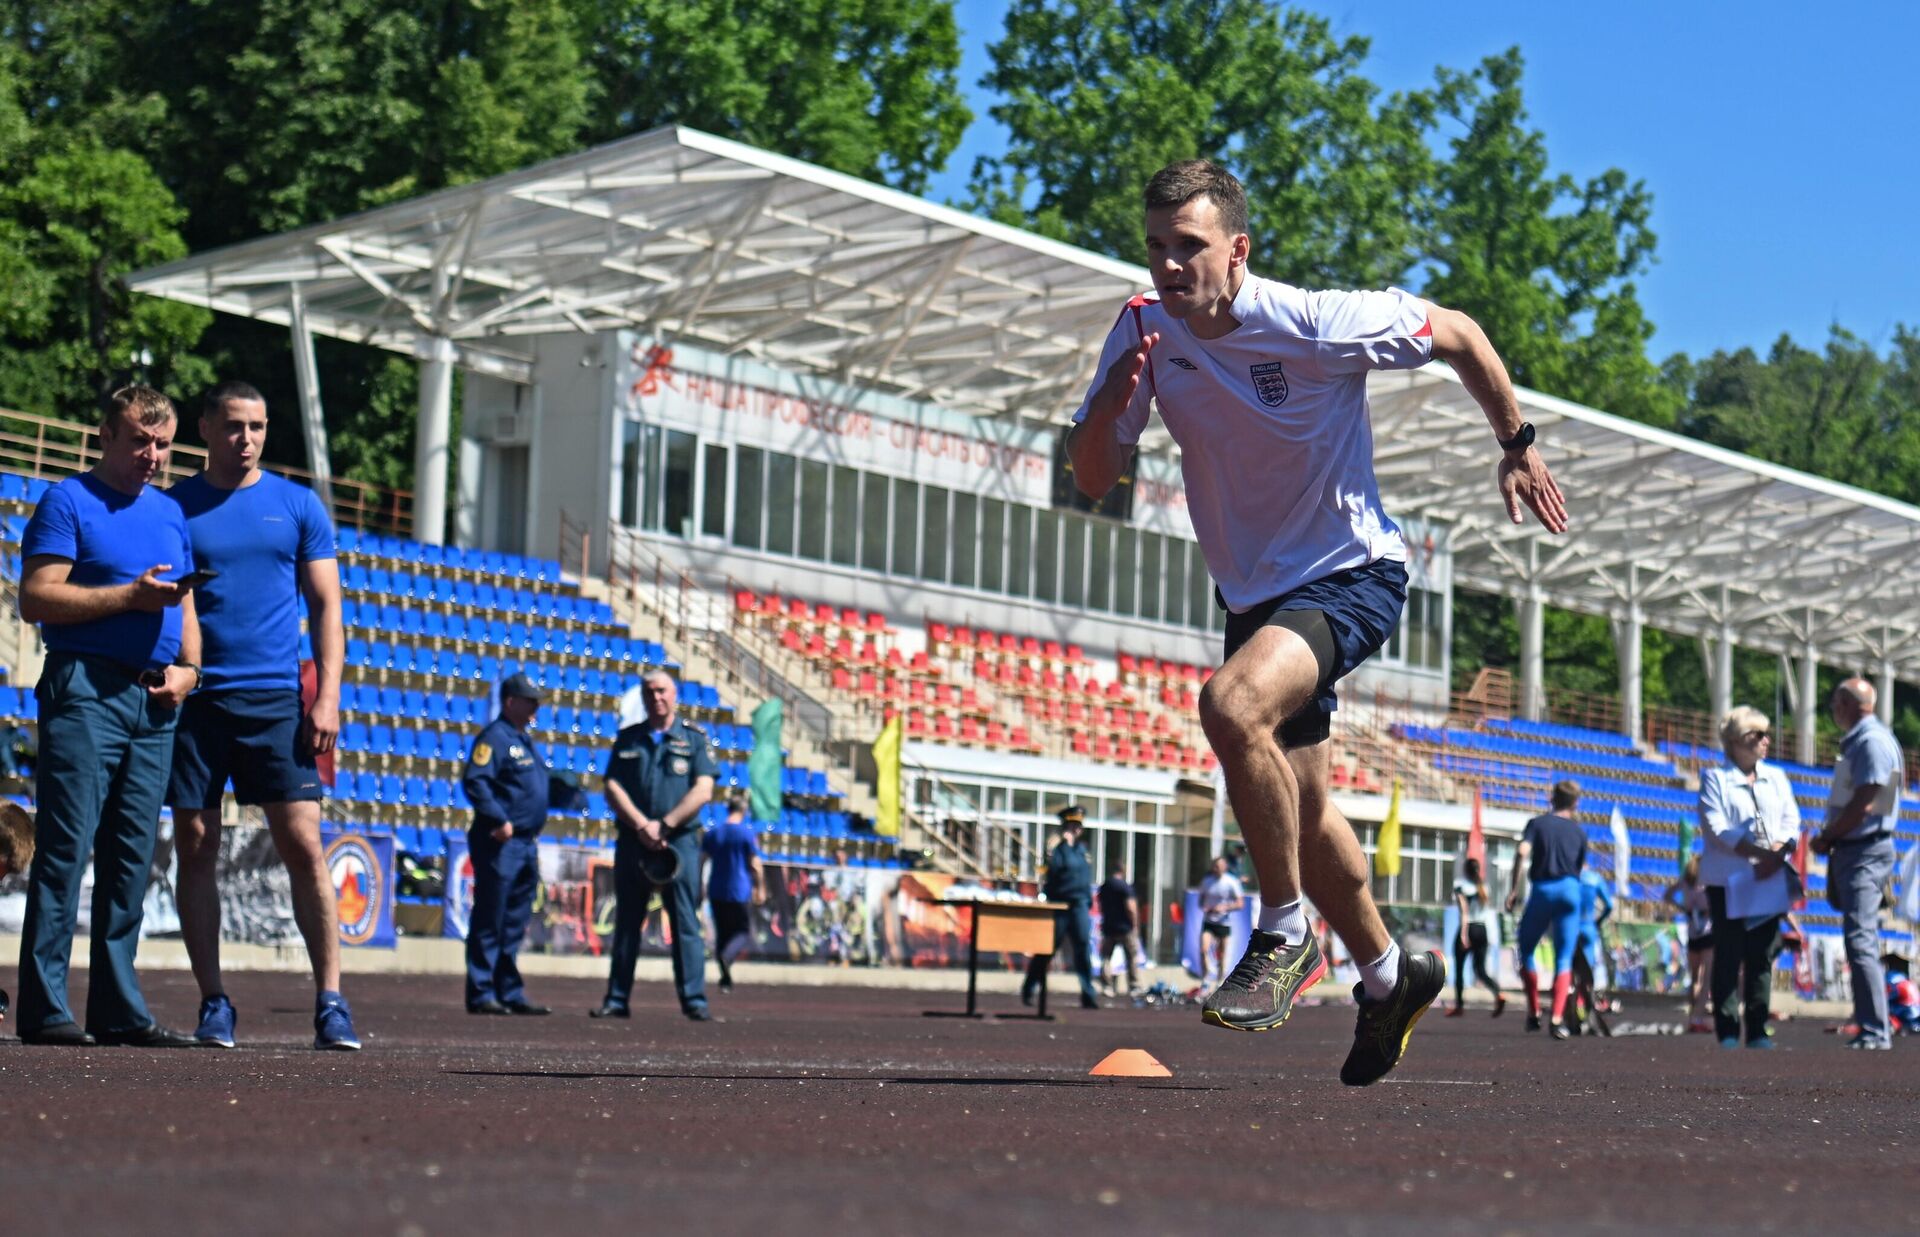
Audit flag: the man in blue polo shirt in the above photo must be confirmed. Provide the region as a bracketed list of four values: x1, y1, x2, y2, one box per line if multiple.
[15, 386, 201, 1047]
[165, 380, 357, 1051]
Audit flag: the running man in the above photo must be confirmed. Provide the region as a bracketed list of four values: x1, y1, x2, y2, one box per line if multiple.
[1068, 160, 1567, 1084]
[1504, 781, 1588, 1040]
[167, 380, 358, 1050]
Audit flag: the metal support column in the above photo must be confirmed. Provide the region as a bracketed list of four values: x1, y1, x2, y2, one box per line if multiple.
[1796, 637, 1820, 766]
[1878, 657, 1896, 726]
[1518, 587, 1545, 722]
[286, 283, 335, 521]
[1613, 606, 1644, 744]
[414, 335, 457, 545]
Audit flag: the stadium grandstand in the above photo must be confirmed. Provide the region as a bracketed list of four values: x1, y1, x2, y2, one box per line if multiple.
[0, 124, 1907, 980]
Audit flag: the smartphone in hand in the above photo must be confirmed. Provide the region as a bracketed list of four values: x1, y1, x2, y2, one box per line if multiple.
[177, 568, 219, 589]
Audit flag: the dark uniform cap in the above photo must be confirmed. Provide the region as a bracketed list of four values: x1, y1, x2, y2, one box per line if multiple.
[500, 671, 544, 702]
[1057, 804, 1086, 826]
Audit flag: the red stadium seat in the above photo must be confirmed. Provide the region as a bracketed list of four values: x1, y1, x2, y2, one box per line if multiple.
[735, 589, 757, 612]
[934, 713, 956, 740]
[953, 625, 974, 648]
[907, 710, 929, 738]
[1072, 733, 1091, 756]
[961, 716, 982, 742]
[866, 611, 887, 632]
[928, 622, 950, 645]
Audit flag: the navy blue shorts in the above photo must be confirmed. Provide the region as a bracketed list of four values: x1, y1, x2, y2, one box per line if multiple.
[1221, 558, 1408, 748]
[167, 689, 324, 808]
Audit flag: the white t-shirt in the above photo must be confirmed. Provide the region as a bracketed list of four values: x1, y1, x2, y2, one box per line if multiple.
[1072, 273, 1432, 610]
[1198, 872, 1246, 924]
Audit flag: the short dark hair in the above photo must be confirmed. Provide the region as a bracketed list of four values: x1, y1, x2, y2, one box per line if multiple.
[0, 802, 33, 874]
[203, 379, 265, 419]
[727, 795, 748, 816]
[1550, 780, 1581, 810]
[1144, 159, 1249, 238]
[101, 385, 176, 432]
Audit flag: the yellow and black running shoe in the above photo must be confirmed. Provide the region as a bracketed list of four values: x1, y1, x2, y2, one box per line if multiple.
[1340, 950, 1447, 1086]
[1201, 930, 1327, 1032]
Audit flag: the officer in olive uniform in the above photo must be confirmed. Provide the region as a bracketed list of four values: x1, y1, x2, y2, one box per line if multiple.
[461, 672, 556, 1016]
[592, 670, 718, 1021]
[1022, 805, 1100, 1010]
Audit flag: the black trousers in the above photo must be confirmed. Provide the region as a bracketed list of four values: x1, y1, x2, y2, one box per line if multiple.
[712, 899, 752, 970]
[1707, 885, 1780, 1043]
[1453, 923, 1499, 1002]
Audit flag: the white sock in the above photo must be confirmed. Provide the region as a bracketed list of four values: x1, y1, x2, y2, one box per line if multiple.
[1255, 898, 1308, 945]
[1358, 943, 1403, 1002]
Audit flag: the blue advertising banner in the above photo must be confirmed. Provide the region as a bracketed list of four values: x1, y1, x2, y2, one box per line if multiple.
[321, 827, 396, 949]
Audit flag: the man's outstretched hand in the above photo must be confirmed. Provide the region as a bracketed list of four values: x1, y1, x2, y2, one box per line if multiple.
[1499, 446, 1569, 533]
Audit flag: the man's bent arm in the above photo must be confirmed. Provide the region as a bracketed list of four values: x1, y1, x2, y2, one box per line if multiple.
[604, 778, 648, 831]
[1065, 421, 1133, 500]
[1427, 306, 1524, 440]
[19, 557, 141, 625]
[661, 776, 715, 833]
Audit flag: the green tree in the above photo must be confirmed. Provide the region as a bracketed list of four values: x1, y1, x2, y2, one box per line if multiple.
[0, 42, 211, 415]
[971, 0, 1436, 288]
[1418, 48, 1680, 427]
[583, 0, 971, 194]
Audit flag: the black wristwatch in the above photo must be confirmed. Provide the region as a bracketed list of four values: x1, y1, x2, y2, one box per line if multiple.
[173, 659, 204, 691]
[1499, 421, 1535, 453]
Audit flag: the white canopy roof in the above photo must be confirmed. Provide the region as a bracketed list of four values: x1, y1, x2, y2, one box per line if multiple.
[128, 125, 1920, 673]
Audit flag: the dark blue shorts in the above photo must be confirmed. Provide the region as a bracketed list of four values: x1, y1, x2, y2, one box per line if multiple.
[1221, 558, 1408, 748]
[167, 689, 324, 808]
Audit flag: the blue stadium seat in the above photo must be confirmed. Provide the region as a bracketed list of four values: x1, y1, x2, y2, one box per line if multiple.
[344, 564, 371, 591]
[427, 781, 451, 810]
[367, 723, 393, 754]
[390, 728, 418, 760]
[339, 722, 369, 752]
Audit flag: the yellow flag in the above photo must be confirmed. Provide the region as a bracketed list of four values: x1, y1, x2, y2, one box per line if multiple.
[872, 713, 903, 837]
[1373, 779, 1402, 878]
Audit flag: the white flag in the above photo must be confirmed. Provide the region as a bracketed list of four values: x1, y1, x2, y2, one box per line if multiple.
[1609, 804, 1631, 900]
[1898, 840, 1920, 923]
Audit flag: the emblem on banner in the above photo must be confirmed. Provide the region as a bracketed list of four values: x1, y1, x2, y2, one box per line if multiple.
[446, 847, 476, 940]
[1250, 361, 1288, 407]
[325, 833, 385, 947]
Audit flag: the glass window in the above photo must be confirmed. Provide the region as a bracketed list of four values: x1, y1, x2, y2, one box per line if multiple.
[701, 443, 728, 537]
[765, 451, 796, 555]
[861, 472, 889, 572]
[1012, 788, 1038, 815]
[979, 500, 1006, 592]
[1062, 514, 1086, 607]
[1162, 539, 1185, 626]
[731, 445, 763, 550]
[891, 479, 919, 576]
[639, 425, 664, 531]
[951, 493, 978, 587]
[620, 421, 642, 528]
[1138, 532, 1161, 621]
[1034, 510, 1059, 604]
[1089, 522, 1112, 611]
[1115, 527, 1137, 615]
[662, 430, 696, 538]
[1188, 544, 1210, 631]
[830, 465, 858, 565]
[1007, 505, 1032, 598]
[798, 459, 828, 560]
[922, 486, 949, 582]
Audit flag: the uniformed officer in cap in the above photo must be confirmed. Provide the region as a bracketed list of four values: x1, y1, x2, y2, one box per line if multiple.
[460, 671, 557, 1016]
[1022, 805, 1099, 1010]
[592, 669, 718, 1021]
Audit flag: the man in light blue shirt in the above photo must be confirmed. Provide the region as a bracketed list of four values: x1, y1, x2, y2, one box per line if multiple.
[1812, 678, 1902, 1050]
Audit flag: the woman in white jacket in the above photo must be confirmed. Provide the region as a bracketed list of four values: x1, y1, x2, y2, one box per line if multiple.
[1696, 706, 1800, 1049]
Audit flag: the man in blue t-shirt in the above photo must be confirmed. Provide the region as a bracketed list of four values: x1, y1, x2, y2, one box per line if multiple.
[702, 796, 764, 992]
[1504, 780, 1590, 1038]
[15, 387, 201, 1048]
[163, 380, 357, 1051]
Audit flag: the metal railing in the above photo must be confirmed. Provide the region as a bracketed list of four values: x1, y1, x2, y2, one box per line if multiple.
[0, 408, 414, 535]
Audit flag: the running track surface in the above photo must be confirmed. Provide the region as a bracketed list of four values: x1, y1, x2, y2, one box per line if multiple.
[1, 968, 1913, 1235]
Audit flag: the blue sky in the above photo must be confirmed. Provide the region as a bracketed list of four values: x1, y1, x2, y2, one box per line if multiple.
[929, 2, 1918, 362]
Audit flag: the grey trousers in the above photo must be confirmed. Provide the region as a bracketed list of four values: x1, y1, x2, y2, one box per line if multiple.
[1826, 837, 1894, 1044]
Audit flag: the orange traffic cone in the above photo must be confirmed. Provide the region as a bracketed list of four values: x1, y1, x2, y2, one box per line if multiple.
[1089, 1048, 1171, 1078]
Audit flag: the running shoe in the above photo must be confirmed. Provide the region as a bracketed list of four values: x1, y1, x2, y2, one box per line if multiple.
[1526, 1013, 1542, 1033]
[1844, 1035, 1891, 1051]
[1339, 950, 1446, 1087]
[1549, 1021, 1572, 1041]
[314, 992, 362, 1051]
[1719, 1036, 1742, 1049]
[1200, 930, 1327, 1032]
[1745, 1035, 1776, 1050]
[1444, 1004, 1465, 1018]
[194, 994, 237, 1049]
[1491, 995, 1507, 1018]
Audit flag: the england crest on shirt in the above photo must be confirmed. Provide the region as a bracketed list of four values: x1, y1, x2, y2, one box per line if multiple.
[1250, 361, 1288, 407]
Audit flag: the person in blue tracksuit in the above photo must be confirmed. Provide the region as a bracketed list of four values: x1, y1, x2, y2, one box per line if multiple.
[461, 672, 557, 1016]
[1504, 780, 1588, 1040]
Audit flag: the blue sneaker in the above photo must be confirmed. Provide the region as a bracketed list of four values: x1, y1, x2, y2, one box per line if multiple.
[1745, 1036, 1776, 1050]
[1718, 1036, 1742, 1050]
[195, 994, 237, 1049]
[314, 992, 361, 1051]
